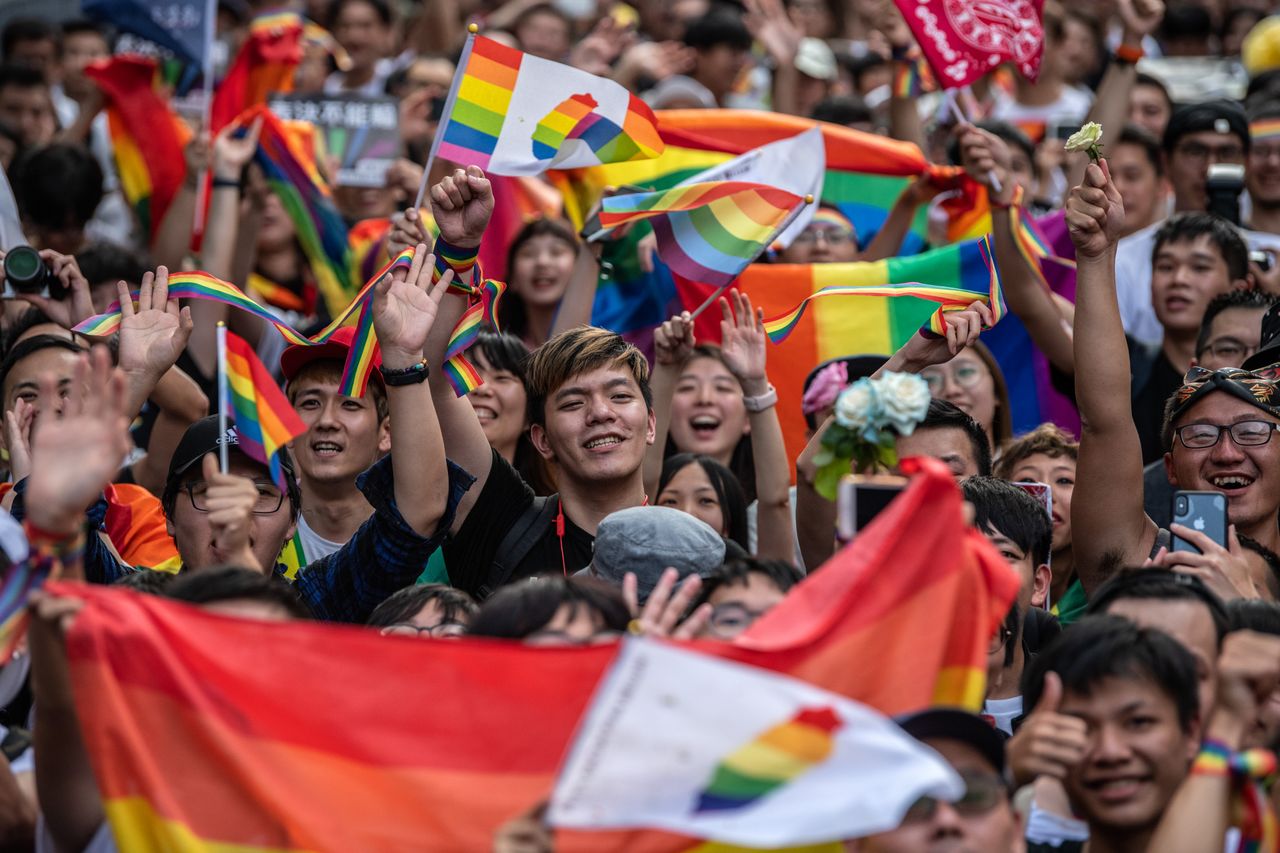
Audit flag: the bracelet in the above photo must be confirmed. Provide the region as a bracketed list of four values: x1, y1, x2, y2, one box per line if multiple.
[1114, 43, 1144, 65]
[743, 385, 778, 413]
[381, 358, 430, 386]
[212, 176, 242, 190]
[1191, 738, 1278, 779]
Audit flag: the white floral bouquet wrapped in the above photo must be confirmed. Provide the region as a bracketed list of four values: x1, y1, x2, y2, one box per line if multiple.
[812, 372, 931, 499]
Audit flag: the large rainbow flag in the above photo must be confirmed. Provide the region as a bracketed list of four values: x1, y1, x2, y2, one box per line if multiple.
[223, 330, 309, 489]
[59, 457, 1017, 851]
[433, 31, 663, 175]
[84, 56, 192, 242]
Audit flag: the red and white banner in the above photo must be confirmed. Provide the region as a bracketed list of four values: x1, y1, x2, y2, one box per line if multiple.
[893, 0, 1045, 89]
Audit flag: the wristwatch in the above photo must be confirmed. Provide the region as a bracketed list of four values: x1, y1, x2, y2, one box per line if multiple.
[743, 385, 778, 413]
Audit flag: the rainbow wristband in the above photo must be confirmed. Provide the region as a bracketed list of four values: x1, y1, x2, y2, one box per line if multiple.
[433, 236, 479, 295]
[1192, 739, 1232, 777]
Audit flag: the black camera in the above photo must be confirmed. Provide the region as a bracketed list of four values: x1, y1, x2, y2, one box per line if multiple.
[1206, 163, 1246, 227]
[2, 246, 66, 301]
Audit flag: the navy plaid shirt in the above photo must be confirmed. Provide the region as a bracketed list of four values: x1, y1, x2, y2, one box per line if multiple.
[14, 457, 475, 624]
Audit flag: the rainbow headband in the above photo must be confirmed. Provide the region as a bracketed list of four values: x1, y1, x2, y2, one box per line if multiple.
[1253, 119, 1280, 143]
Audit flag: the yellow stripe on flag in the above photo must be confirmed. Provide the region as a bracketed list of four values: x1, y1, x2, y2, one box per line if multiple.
[812, 261, 895, 358]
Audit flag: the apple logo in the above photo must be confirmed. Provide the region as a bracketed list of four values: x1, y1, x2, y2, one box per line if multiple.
[1194, 517, 1206, 531]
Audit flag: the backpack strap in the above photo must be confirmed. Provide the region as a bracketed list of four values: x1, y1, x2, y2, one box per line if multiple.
[480, 495, 561, 599]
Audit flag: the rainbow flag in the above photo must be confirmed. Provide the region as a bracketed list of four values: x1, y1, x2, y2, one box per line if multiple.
[57, 457, 1017, 850]
[211, 10, 304, 133]
[601, 182, 805, 287]
[85, 57, 192, 242]
[433, 32, 663, 175]
[223, 330, 308, 489]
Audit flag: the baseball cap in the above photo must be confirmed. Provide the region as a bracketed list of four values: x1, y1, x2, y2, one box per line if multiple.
[279, 326, 383, 386]
[1162, 100, 1250, 154]
[584, 506, 726, 603]
[1244, 301, 1280, 370]
[165, 415, 296, 484]
[897, 708, 1009, 781]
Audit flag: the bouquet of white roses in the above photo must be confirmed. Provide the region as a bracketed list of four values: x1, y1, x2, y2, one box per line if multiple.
[811, 372, 932, 499]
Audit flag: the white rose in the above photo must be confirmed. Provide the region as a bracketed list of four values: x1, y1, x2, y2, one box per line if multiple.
[1064, 122, 1104, 153]
[873, 372, 931, 435]
[833, 379, 882, 437]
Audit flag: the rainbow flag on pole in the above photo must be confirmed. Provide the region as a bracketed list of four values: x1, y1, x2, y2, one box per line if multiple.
[600, 181, 806, 288]
[223, 330, 307, 489]
[432, 30, 663, 175]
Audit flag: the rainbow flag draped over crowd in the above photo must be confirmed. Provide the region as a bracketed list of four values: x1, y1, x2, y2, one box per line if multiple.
[84, 56, 193, 240]
[57, 458, 1018, 851]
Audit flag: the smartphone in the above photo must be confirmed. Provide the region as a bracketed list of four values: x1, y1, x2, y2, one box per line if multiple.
[1047, 119, 1082, 141]
[1013, 482, 1052, 522]
[1171, 490, 1227, 554]
[836, 474, 908, 543]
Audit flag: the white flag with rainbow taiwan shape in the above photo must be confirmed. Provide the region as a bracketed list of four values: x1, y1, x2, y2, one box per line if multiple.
[548, 638, 961, 847]
[431, 31, 664, 176]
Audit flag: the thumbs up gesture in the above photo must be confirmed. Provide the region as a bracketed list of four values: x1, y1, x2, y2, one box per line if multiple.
[1006, 672, 1089, 787]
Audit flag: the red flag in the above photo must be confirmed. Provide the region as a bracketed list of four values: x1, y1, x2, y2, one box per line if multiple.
[893, 0, 1045, 89]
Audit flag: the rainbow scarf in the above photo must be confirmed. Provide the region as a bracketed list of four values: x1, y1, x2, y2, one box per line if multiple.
[601, 181, 805, 287]
[224, 330, 309, 489]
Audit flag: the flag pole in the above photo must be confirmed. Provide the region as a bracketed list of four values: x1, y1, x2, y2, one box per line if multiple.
[192, 0, 218, 236]
[941, 88, 1004, 195]
[688, 193, 815, 320]
[216, 321, 229, 473]
[413, 24, 478, 211]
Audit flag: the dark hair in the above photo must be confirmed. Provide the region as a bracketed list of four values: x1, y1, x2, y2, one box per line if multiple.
[76, 242, 149, 289]
[326, 0, 392, 28]
[0, 306, 55, 358]
[920, 399, 993, 477]
[498, 218, 579, 340]
[524, 325, 652, 428]
[367, 583, 478, 628]
[161, 445, 303, 523]
[1238, 535, 1280, 600]
[1117, 123, 1165, 177]
[1135, 72, 1172, 112]
[1022, 614, 1201, 731]
[693, 557, 802, 608]
[809, 96, 871, 127]
[0, 64, 45, 94]
[683, 4, 752, 51]
[60, 19, 109, 44]
[467, 576, 630, 639]
[657, 453, 750, 551]
[12, 143, 104, 232]
[843, 54, 888, 93]
[1195, 289, 1278, 356]
[286, 359, 388, 421]
[1151, 212, 1249, 281]
[165, 566, 312, 619]
[961, 476, 1053, 568]
[472, 329, 530, 377]
[1, 19, 58, 60]
[0, 333, 84, 394]
[113, 569, 176, 595]
[0, 119, 21, 163]
[1227, 598, 1280, 634]
[994, 422, 1078, 480]
[947, 120, 1035, 170]
[1247, 70, 1280, 106]
[1088, 568, 1230, 645]
[1162, 100, 1250, 156]
[1158, 3, 1212, 47]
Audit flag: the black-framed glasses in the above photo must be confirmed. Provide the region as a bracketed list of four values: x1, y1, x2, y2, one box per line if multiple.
[1175, 141, 1245, 163]
[1198, 337, 1257, 364]
[380, 621, 467, 638]
[1174, 420, 1280, 449]
[183, 480, 285, 514]
[792, 227, 854, 246]
[706, 603, 771, 638]
[902, 770, 1006, 823]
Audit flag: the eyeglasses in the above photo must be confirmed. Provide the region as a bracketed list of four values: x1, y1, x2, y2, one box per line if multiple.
[902, 770, 1006, 823]
[1199, 337, 1257, 364]
[182, 480, 285, 514]
[791, 227, 854, 246]
[988, 623, 1012, 655]
[1175, 419, 1280, 449]
[921, 363, 986, 395]
[706, 603, 772, 638]
[1175, 142, 1245, 163]
[380, 621, 467, 638]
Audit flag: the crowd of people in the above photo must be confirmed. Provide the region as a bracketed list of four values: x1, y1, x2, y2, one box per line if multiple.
[4, 0, 1280, 849]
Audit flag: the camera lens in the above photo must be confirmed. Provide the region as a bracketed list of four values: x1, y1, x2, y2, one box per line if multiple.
[1176, 496, 1188, 514]
[3, 246, 48, 294]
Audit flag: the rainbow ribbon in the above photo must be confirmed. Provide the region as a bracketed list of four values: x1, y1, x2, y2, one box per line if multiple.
[442, 278, 507, 396]
[765, 235, 1004, 343]
[74, 249, 417, 398]
[1193, 739, 1278, 853]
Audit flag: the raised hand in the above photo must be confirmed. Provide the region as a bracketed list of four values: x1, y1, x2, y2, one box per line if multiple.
[957, 123, 1015, 204]
[1066, 160, 1125, 259]
[24, 347, 131, 536]
[183, 132, 212, 182]
[745, 0, 803, 64]
[897, 300, 994, 372]
[116, 267, 194, 382]
[1212, 630, 1280, 746]
[4, 398, 34, 483]
[429, 166, 494, 250]
[1006, 672, 1089, 786]
[212, 115, 263, 182]
[196, 453, 262, 571]
[622, 567, 713, 640]
[1118, 0, 1165, 40]
[1153, 525, 1260, 600]
[653, 310, 695, 366]
[371, 242, 453, 369]
[388, 207, 432, 259]
[718, 289, 769, 397]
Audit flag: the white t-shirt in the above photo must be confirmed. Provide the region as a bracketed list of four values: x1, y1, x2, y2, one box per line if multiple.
[983, 694, 1023, 736]
[294, 513, 344, 565]
[989, 87, 1094, 126]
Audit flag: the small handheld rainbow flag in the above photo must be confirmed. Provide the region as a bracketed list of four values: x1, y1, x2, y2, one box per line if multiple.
[429, 28, 663, 177]
[220, 329, 308, 489]
[599, 181, 808, 289]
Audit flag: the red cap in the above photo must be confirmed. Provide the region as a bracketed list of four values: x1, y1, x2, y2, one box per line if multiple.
[279, 326, 383, 385]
